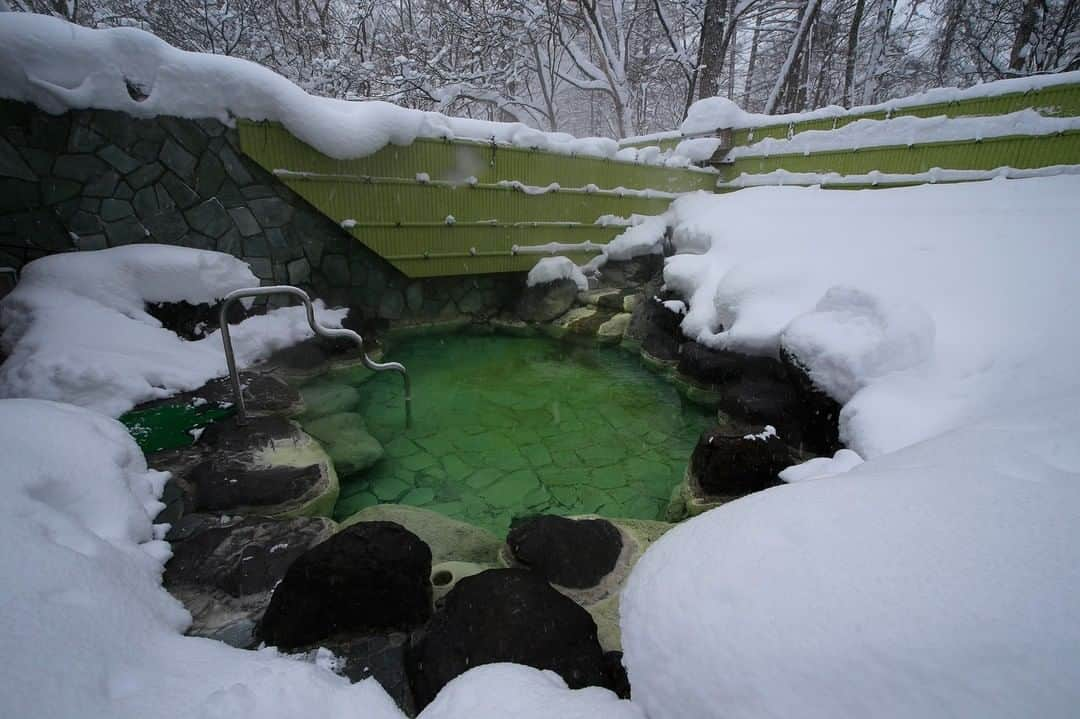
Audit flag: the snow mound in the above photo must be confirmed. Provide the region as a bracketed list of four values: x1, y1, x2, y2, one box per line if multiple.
[657, 176, 1080, 457]
[527, 257, 588, 291]
[0, 245, 346, 416]
[0, 398, 406, 719]
[778, 448, 863, 483]
[621, 396, 1080, 718]
[418, 664, 644, 719]
[0, 13, 656, 164]
[780, 286, 935, 404]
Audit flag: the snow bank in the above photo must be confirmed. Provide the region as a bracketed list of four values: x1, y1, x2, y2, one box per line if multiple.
[679, 70, 1080, 135]
[0, 398, 406, 719]
[0, 13, 682, 165]
[622, 394, 1080, 718]
[0, 245, 346, 416]
[778, 448, 863, 483]
[726, 108, 1080, 159]
[418, 664, 644, 719]
[526, 256, 588, 291]
[718, 163, 1080, 188]
[654, 176, 1080, 457]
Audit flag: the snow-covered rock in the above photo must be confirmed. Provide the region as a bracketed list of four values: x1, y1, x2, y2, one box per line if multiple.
[621, 397, 1080, 718]
[527, 256, 588, 292]
[0, 398, 406, 719]
[418, 664, 644, 719]
[655, 175, 1080, 459]
[0, 245, 346, 416]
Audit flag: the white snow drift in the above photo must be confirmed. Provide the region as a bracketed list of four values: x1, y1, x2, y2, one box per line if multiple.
[622, 395, 1080, 718]
[596, 175, 1080, 459]
[0, 245, 345, 416]
[608, 174, 1080, 717]
[419, 664, 644, 719]
[0, 398, 406, 719]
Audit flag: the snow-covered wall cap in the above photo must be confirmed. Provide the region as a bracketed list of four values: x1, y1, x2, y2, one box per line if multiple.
[678, 70, 1080, 135]
[0, 14, 632, 162]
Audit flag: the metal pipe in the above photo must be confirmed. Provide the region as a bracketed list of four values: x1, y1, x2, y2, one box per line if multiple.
[218, 285, 411, 427]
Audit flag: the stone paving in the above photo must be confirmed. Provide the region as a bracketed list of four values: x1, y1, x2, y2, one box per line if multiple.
[300, 334, 715, 535]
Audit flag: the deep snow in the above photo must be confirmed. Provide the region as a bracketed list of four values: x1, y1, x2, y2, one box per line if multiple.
[595, 175, 1080, 459]
[607, 174, 1080, 717]
[0, 245, 346, 416]
[621, 394, 1080, 718]
[0, 398, 407, 719]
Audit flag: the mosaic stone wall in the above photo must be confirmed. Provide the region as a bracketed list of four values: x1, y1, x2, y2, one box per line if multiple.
[0, 99, 518, 320]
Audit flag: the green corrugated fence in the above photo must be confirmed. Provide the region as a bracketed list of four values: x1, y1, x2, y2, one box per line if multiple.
[237, 121, 715, 277]
[619, 80, 1080, 152]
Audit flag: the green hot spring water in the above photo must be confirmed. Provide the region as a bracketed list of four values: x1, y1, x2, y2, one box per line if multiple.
[300, 334, 715, 534]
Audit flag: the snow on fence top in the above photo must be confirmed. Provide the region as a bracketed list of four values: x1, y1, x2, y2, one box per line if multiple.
[0, 13, 692, 167]
[621, 69, 1080, 147]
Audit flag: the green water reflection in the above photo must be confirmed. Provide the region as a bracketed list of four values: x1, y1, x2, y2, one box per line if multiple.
[302, 334, 713, 534]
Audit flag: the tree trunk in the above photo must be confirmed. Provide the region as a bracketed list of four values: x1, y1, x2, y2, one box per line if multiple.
[697, 0, 729, 100]
[1010, 0, 1048, 71]
[764, 0, 821, 114]
[743, 9, 763, 106]
[727, 21, 738, 99]
[842, 0, 866, 107]
[860, 0, 896, 105]
[935, 0, 965, 84]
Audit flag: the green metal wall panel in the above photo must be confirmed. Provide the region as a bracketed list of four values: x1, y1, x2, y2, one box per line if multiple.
[730, 83, 1080, 146]
[720, 130, 1080, 181]
[278, 175, 672, 225]
[236, 121, 714, 278]
[345, 223, 619, 277]
[624, 82, 1080, 152]
[238, 122, 717, 193]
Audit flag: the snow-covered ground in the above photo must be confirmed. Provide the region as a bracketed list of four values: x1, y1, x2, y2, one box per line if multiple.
[590, 174, 1080, 717]
[597, 175, 1080, 459]
[0, 398, 405, 719]
[0, 245, 345, 416]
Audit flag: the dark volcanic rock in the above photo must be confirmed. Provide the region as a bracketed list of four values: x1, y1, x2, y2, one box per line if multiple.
[690, 427, 794, 498]
[187, 459, 326, 513]
[146, 298, 248, 340]
[507, 515, 623, 589]
[259, 521, 433, 650]
[515, 278, 578, 323]
[177, 372, 302, 415]
[602, 650, 631, 700]
[630, 295, 684, 362]
[595, 254, 663, 289]
[781, 347, 842, 455]
[195, 414, 298, 453]
[163, 513, 335, 648]
[409, 568, 607, 710]
[317, 634, 414, 715]
[677, 341, 808, 442]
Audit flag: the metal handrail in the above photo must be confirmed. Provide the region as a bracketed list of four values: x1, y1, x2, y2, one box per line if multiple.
[218, 285, 411, 427]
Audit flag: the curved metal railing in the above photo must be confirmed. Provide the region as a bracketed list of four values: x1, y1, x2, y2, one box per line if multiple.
[218, 285, 411, 427]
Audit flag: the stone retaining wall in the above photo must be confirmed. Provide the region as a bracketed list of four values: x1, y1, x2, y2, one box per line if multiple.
[0, 99, 517, 320]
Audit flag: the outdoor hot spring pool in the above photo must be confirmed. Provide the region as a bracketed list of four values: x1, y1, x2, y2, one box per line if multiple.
[300, 333, 715, 534]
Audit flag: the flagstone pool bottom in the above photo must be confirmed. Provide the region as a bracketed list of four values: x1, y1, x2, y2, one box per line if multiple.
[303, 334, 715, 535]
